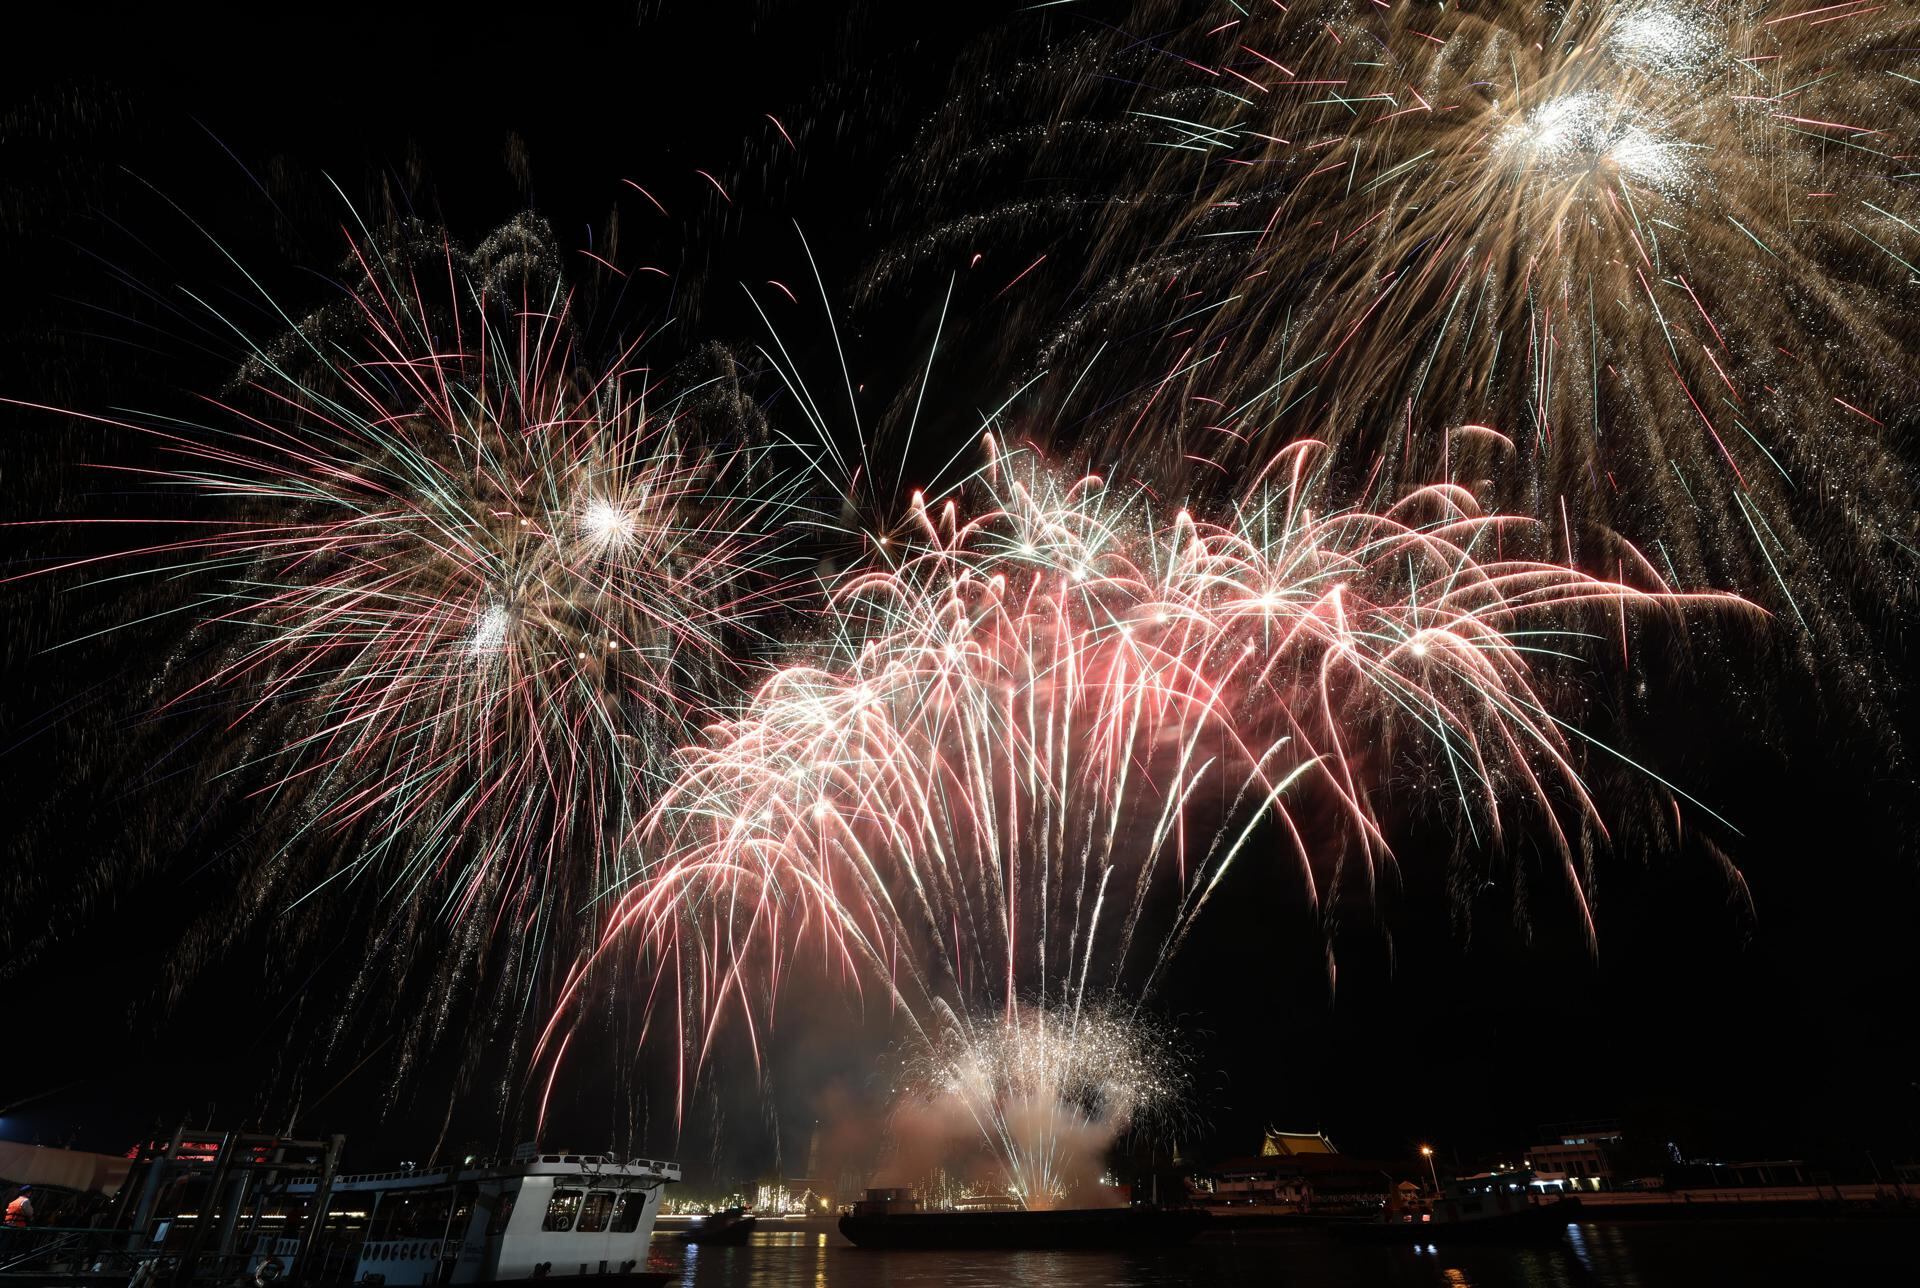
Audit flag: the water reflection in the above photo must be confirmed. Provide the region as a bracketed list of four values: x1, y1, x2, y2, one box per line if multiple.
[648, 1219, 1919, 1287]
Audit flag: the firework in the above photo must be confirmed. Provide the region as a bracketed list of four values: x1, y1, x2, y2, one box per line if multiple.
[870, 0, 1920, 653]
[554, 434, 1743, 1188]
[19, 216, 797, 1063]
[892, 1001, 1187, 1208]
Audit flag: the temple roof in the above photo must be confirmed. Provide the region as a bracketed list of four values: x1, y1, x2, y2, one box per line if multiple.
[1261, 1129, 1337, 1157]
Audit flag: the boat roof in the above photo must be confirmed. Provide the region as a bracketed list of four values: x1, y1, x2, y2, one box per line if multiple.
[285, 1155, 681, 1192]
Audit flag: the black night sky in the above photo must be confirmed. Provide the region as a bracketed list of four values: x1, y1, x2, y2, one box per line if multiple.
[3, 2, 1916, 1194]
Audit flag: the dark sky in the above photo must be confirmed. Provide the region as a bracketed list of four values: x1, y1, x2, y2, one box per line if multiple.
[2, 2, 1915, 1190]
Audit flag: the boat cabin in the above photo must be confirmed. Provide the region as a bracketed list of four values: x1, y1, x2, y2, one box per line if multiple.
[252, 1151, 680, 1284]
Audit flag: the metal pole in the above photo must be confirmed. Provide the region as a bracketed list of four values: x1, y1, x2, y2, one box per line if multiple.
[175, 1132, 236, 1287]
[213, 1140, 265, 1266]
[434, 1169, 467, 1287]
[289, 1136, 343, 1287]
[126, 1127, 184, 1255]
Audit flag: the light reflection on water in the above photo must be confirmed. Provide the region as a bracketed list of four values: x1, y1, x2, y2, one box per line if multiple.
[653, 1219, 1919, 1287]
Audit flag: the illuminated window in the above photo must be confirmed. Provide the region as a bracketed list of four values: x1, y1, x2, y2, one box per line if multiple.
[576, 1193, 613, 1234]
[609, 1193, 647, 1233]
[543, 1190, 582, 1232]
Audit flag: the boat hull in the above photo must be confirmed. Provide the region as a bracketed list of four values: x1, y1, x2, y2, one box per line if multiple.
[676, 1215, 757, 1245]
[837, 1206, 1211, 1250]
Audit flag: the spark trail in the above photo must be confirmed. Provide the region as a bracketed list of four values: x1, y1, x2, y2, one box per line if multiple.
[551, 434, 1745, 1198]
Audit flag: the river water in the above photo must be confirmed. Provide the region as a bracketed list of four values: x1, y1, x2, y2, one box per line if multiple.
[652, 1218, 1920, 1286]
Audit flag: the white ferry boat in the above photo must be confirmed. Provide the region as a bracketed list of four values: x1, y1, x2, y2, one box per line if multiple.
[250, 1147, 681, 1285]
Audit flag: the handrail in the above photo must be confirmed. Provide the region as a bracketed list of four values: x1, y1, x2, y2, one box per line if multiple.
[0, 1230, 84, 1274]
[0, 1230, 256, 1280]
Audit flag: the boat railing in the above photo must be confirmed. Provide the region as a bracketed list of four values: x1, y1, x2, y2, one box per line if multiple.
[0, 1227, 90, 1275]
[0, 1230, 252, 1285]
[303, 1156, 681, 1191]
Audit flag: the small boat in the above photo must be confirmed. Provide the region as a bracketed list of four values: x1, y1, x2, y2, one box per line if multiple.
[1343, 1188, 1575, 1245]
[675, 1207, 757, 1245]
[837, 1190, 1211, 1250]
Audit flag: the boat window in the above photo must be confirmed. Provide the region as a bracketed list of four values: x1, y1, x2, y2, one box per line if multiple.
[320, 1204, 368, 1231]
[484, 1191, 517, 1238]
[609, 1192, 646, 1233]
[543, 1189, 583, 1232]
[374, 1190, 450, 1242]
[576, 1192, 613, 1233]
[446, 1186, 477, 1241]
[417, 1191, 452, 1237]
[365, 1194, 406, 1244]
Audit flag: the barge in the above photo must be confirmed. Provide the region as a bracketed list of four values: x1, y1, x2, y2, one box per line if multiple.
[836, 1190, 1210, 1250]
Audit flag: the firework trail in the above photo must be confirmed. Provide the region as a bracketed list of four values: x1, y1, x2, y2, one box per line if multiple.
[868, 0, 1920, 660]
[550, 433, 1744, 1196]
[11, 215, 799, 1071]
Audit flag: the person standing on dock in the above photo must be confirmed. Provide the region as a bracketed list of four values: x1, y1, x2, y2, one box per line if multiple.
[3, 1188, 31, 1227]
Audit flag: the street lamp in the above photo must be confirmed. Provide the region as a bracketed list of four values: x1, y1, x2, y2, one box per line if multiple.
[1419, 1145, 1440, 1194]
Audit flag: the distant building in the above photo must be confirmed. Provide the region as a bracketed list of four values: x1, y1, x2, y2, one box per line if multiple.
[753, 1177, 833, 1214]
[1528, 1121, 1625, 1191]
[1260, 1130, 1337, 1158]
[949, 1190, 1021, 1213]
[1193, 1130, 1417, 1212]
